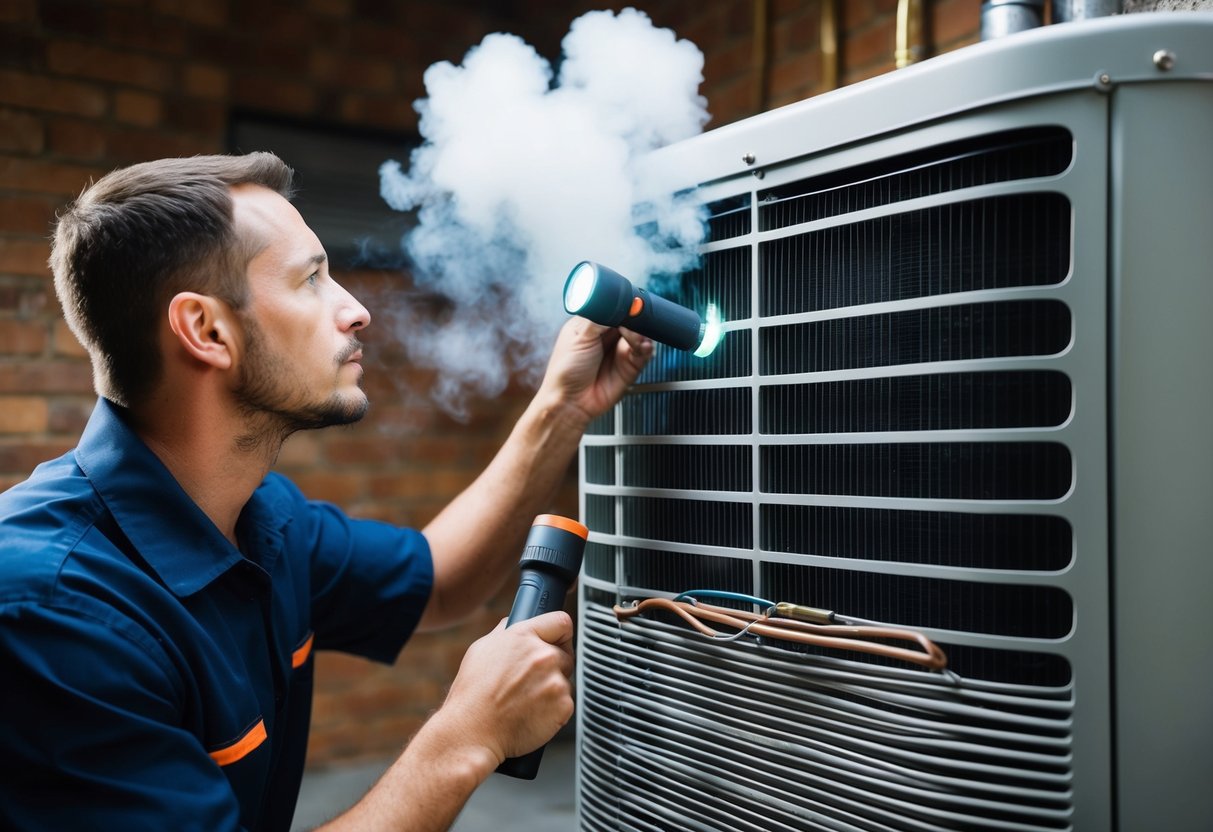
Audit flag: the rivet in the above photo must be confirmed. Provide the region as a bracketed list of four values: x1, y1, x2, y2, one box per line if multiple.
[742, 153, 756, 166]
[1153, 49, 1176, 71]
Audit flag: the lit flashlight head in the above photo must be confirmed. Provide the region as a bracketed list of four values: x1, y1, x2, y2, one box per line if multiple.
[563, 261, 634, 326]
[563, 260, 713, 354]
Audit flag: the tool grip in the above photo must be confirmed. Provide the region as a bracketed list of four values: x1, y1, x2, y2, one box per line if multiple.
[495, 516, 586, 780]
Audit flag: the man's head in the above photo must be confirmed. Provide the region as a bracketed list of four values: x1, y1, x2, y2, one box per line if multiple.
[50, 153, 294, 409]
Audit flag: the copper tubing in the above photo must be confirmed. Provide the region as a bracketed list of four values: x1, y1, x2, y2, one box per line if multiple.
[614, 598, 948, 671]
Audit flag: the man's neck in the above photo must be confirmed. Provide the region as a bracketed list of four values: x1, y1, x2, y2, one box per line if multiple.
[129, 398, 283, 548]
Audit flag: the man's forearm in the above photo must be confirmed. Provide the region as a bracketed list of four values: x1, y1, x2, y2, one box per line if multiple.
[419, 388, 587, 629]
[316, 709, 498, 832]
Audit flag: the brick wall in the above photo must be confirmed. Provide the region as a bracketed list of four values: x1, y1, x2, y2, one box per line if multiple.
[0, 0, 979, 768]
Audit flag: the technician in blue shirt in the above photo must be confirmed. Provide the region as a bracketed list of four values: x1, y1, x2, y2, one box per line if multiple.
[0, 153, 652, 831]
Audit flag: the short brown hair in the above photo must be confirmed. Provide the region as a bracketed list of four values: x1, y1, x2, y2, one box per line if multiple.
[49, 152, 294, 408]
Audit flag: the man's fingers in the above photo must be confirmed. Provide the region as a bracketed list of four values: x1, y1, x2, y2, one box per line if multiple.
[514, 610, 574, 646]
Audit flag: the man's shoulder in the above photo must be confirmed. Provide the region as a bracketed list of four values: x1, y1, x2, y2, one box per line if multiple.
[0, 451, 109, 602]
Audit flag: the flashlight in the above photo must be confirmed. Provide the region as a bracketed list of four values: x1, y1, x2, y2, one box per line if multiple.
[495, 514, 588, 780]
[563, 260, 724, 357]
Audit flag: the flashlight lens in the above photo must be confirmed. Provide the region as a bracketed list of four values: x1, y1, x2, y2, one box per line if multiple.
[692, 303, 725, 358]
[564, 263, 597, 314]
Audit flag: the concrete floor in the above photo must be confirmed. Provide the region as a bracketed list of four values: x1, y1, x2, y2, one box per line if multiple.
[290, 740, 577, 831]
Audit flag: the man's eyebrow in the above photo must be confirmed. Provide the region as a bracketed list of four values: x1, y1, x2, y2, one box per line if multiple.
[298, 253, 327, 271]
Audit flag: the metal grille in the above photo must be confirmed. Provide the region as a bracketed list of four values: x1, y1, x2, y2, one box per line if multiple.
[579, 116, 1094, 830]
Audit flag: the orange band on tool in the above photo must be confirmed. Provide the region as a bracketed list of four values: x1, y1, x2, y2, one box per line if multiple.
[628, 296, 644, 317]
[533, 514, 589, 539]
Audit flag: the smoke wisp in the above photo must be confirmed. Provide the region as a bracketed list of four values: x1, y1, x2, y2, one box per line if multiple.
[379, 7, 710, 419]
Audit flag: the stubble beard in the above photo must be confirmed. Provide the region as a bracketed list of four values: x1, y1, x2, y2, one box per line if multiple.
[234, 318, 368, 453]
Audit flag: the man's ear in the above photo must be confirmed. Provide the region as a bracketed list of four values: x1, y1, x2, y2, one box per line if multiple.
[167, 292, 238, 370]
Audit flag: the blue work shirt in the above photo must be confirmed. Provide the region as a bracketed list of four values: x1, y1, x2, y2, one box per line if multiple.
[0, 398, 433, 831]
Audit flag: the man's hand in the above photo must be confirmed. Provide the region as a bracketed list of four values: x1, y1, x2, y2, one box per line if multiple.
[536, 317, 654, 431]
[440, 611, 576, 763]
[317, 611, 575, 832]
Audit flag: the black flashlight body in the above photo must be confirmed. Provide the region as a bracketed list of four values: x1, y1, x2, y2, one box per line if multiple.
[495, 515, 588, 780]
[563, 260, 705, 352]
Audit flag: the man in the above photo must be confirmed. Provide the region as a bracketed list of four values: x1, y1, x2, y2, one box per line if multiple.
[0, 153, 652, 830]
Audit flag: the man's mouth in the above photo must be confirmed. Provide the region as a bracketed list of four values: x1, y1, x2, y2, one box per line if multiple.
[339, 341, 364, 364]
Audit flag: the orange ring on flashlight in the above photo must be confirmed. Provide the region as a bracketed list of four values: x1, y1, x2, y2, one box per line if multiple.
[533, 514, 589, 539]
[628, 296, 644, 317]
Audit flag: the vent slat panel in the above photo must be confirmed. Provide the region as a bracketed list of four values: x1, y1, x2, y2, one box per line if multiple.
[761, 442, 1072, 500]
[761, 505, 1073, 570]
[757, 127, 1073, 229]
[580, 607, 1074, 832]
[760, 193, 1071, 316]
[761, 371, 1072, 434]
[623, 387, 752, 435]
[760, 300, 1072, 376]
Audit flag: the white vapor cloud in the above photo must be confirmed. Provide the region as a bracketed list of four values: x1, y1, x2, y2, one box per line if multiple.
[379, 7, 710, 419]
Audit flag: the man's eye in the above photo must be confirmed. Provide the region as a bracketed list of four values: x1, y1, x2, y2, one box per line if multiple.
[307, 272, 319, 286]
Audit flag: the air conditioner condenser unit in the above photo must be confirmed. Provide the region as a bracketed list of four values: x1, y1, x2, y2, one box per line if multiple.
[575, 13, 1213, 832]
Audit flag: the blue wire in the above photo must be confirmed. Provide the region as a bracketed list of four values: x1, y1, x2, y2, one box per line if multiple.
[673, 589, 775, 609]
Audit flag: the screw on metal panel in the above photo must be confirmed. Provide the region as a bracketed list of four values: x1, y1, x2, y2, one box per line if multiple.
[1153, 49, 1176, 71]
[1094, 70, 1113, 92]
[742, 153, 756, 165]
[751, 169, 765, 179]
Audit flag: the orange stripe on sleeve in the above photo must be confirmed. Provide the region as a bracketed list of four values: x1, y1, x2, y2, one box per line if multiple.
[208, 719, 267, 767]
[291, 632, 314, 669]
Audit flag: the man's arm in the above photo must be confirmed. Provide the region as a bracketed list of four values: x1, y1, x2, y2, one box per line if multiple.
[417, 318, 651, 630]
[317, 611, 575, 831]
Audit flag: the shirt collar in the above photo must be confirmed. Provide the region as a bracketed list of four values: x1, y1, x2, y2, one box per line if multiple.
[74, 398, 286, 597]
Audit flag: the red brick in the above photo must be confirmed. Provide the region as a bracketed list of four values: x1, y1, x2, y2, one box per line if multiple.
[335, 55, 397, 94]
[36, 0, 104, 35]
[0, 238, 52, 278]
[113, 91, 163, 127]
[0, 69, 107, 117]
[0, 156, 102, 196]
[181, 64, 228, 100]
[47, 396, 93, 432]
[0, 0, 36, 24]
[844, 17, 897, 70]
[771, 7, 820, 56]
[931, 0, 981, 50]
[52, 318, 86, 358]
[162, 97, 226, 134]
[367, 468, 471, 501]
[47, 117, 108, 160]
[46, 41, 173, 92]
[276, 431, 322, 467]
[0, 396, 49, 433]
[149, 0, 228, 28]
[291, 471, 366, 504]
[0, 109, 43, 156]
[337, 92, 416, 132]
[307, 0, 353, 16]
[0, 195, 58, 236]
[0, 281, 50, 317]
[703, 36, 753, 88]
[843, 59, 895, 86]
[769, 49, 823, 102]
[105, 127, 217, 164]
[231, 74, 316, 116]
[0, 439, 74, 473]
[103, 7, 189, 56]
[0, 319, 47, 354]
[0, 360, 94, 394]
[322, 435, 406, 467]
